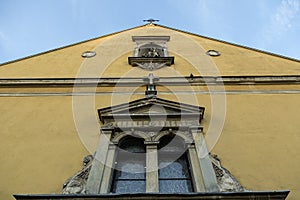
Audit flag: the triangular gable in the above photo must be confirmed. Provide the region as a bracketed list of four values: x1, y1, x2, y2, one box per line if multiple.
[1, 23, 299, 79]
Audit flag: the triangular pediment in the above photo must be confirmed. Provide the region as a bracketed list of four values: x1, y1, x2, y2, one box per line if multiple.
[98, 97, 204, 124]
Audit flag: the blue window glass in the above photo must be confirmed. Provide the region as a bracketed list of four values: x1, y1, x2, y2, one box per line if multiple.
[111, 137, 146, 193]
[158, 135, 193, 193]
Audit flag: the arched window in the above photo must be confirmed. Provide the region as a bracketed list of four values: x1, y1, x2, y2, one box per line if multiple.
[111, 137, 146, 193]
[158, 135, 194, 193]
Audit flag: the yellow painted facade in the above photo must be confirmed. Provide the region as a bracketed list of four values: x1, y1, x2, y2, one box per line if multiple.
[1, 24, 300, 200]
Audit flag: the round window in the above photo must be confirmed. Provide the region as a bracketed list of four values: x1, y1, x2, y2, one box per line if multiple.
[206, 50, 221, 57]
[81, 51, 96, 58]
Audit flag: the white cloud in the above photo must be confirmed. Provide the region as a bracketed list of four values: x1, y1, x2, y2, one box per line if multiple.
[263, 0, 300, 44]
[273, 0, 299, 30]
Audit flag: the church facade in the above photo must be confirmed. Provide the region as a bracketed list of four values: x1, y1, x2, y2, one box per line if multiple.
[1, 22, 299, 199]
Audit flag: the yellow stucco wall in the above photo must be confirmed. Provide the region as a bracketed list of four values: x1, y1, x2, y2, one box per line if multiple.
[0, 96, 89, 199]
[1, 92, 300, 200]
[212, 94, 300, 200]
[1, 24, 300, 200]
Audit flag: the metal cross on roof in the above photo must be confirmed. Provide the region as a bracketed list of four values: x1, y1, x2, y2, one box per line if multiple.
[143, 18, 160, 24]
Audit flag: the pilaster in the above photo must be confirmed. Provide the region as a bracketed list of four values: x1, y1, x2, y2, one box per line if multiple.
[86, 128, 114, 194]
[145, 142, 159, 193]
[190, 127, 219, 192]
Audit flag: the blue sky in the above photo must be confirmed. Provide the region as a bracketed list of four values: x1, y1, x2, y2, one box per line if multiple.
[0, 0, 300, 64]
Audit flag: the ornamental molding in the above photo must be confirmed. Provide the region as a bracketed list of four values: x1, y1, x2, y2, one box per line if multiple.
[111, 130, 193, 144]
[102, 120, 200, 130]
[62, 155, 93, 194]
[210, 154, 245, 192]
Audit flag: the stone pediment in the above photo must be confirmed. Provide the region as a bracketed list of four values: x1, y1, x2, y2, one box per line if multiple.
[98, 97, 204, 124]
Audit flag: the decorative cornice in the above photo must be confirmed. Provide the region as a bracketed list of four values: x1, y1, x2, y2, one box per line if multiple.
[2, 75, 300, 87]
[13, 190, 290, 200]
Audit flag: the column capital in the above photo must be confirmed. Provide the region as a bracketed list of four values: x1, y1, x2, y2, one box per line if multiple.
[187, 143, 196, 148]
[144, 141, 160, 146]
[189, 126, 204, 133]
[100, 127, 115, 134]
[108, 142, 117, 148]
